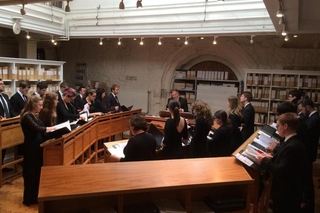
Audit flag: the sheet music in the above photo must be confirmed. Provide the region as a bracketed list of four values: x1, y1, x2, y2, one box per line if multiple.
[50, 120, 71, 132]
[107, 142, 127, 158]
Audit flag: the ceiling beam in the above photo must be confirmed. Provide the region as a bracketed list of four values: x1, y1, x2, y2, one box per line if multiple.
[0, 0, 67, 6]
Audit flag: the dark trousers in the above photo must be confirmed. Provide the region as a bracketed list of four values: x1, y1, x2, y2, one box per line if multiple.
[273, 200, 301, 213]
[302, 162, 315, 213]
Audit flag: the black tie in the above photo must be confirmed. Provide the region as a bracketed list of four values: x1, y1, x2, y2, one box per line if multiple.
[115, 95, 119, 103]
[0, 94, 9, 118]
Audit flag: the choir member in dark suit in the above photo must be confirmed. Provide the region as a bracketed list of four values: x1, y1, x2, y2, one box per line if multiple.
[188, 100, 213, 158]
[209, 110, 232, 157]
[161, 100, 188, 159]
[256, 113, 306, 213]
[73, 85, 87, 112]
[56, 88, 85, 124]
[288, 89, 302, 107]
[31, 81, 47, 98]
[20, 96, 56, 206]
[240, 91, 255, 142]
[10, 81, 30, 116]
[106, 84, 121, 112]
[110, 115, 157, 162]
[0, 79, 15, 168]
[84, 89, 107, 115]
[300, 98, 320, 213]
[166, 89, 188, 112]
[227, 96, 243, 153]
[57, 81, 69, 103]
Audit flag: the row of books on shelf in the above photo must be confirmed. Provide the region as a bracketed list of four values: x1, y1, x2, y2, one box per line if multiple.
[175, 70, 230, 80]
[180, 92, 195, 104]
[251, 101, 268, 112]
[254, 113, 267, 124]
[235, 124, 281, 170]
[3, 83, 60, 97]
[0, 66, 61, 80]
[173, 82, 194, 90]
[247, 73, 320, 88]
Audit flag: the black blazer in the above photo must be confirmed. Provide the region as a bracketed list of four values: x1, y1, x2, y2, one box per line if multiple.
[56, 100, 79, 124]
[73, 94, 86, 112]
[304, 112, 320, 162]
[10, 92, 26, 116]
[241, 103, 255, 142]
[261, 135, 306, 208]
[166, 97, 188, 112]
[0, 93, 14, 118]
[106, 93, 121, 112]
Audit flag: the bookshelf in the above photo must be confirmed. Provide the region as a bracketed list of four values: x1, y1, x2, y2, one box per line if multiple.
[245, 69, 320, 127]
[0, 57, 64, 97]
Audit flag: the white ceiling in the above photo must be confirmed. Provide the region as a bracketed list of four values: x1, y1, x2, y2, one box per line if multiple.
[0, 0, 319, 41]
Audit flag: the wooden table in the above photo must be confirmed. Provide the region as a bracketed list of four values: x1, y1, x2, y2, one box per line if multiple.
[38, 157, 253, 213]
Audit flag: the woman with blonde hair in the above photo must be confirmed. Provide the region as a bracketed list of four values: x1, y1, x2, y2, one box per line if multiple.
[189, 100, 213, 158]
[228, 95, 243, 152]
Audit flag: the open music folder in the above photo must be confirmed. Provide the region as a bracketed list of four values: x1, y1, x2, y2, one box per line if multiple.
[45, 120, 71, 139]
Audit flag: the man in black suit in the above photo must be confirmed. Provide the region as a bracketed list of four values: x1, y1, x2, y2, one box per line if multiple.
[240, 91, 255, 142]
[106, 84, 121, 113]
[74, 85, 87, 112]
[257, 113, 306, 213]
[57, 81, 70, 102]
[10, 81, 30, 116]
[166, 89, 188, 112]
[32, 81, 48, 98]
[0, 79, 14, 169]
[300, 98, 320, 213]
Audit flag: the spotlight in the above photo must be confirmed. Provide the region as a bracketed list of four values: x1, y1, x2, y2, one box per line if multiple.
[119, 0, 125, 9]
[276, 1, 284, 18]
[133, 38, 137, 40]
[118, 38, 122, 45]
[26, 31, 30, 39]
[293, 35, 298, 38]
[281, 26, 287, 36]
[177, 38, 180, 40]
[184, 37, 188, 45]
[200, 37, 204, 40]
[158, 37, 162, 45]
[51, 36, 55, 43]
[20, 4, 26, 15]
[99, 38, 103, 45]
[284, 35, 289, 41]
[65, 1, 70, 12]
[213, 36, 217, 45]
[140, 37, 144, 45]
[250, 35, 255, 44]
[54, 41, 57, 45]
[136, 0, 142, 8]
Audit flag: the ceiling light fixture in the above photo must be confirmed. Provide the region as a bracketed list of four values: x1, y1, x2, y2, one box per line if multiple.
[54, 41, 57, 45]
[99, 38, 103, 45]
[200, 37, 204, 40]
[65, 1, 70, 12]
[158, 37, 162, 45]
[177, 38, 180, 40]
[279, 17, 285, 25]
[281, 25, 287, 36]
[51, 36, 55, 43]
[184, 37, 188, 45]
[119, 0, 125, 9]
[20, 4, 26, 15]
[26, 31, 30, 39]
[136, 0, 142, 8]
[213, 36, 218, 45]
[118, 38, 122, 45]
[293, 35, 298, 38]
[133, 38, 137, 40]
[276, 1, 284, 18]
[140, 37, 144, 45]
[250, 35, 255, 44]
[284, 35, 289, 41]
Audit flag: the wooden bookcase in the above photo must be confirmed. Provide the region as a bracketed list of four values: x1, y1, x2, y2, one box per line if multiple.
[0, 57, 65, 97]
[244, 69, 320, 127]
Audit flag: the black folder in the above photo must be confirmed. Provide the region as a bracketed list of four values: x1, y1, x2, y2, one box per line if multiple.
[121, 105, 133, 111]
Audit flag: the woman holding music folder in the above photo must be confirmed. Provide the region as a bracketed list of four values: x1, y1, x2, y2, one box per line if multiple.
[188, 100, 213, 158]
[20, 96, 56, 206]
[227, 96, 243, 153]
[56, 88, 86, 124]
[39, 92, 59, 127]
[110, 115, 157, 162]
[160, 100, 188, 159]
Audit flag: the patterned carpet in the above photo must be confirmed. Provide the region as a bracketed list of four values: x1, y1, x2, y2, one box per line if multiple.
[1, 161, 320, 213]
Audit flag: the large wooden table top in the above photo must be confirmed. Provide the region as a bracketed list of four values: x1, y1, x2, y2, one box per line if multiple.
[38, 157, 252, 201]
